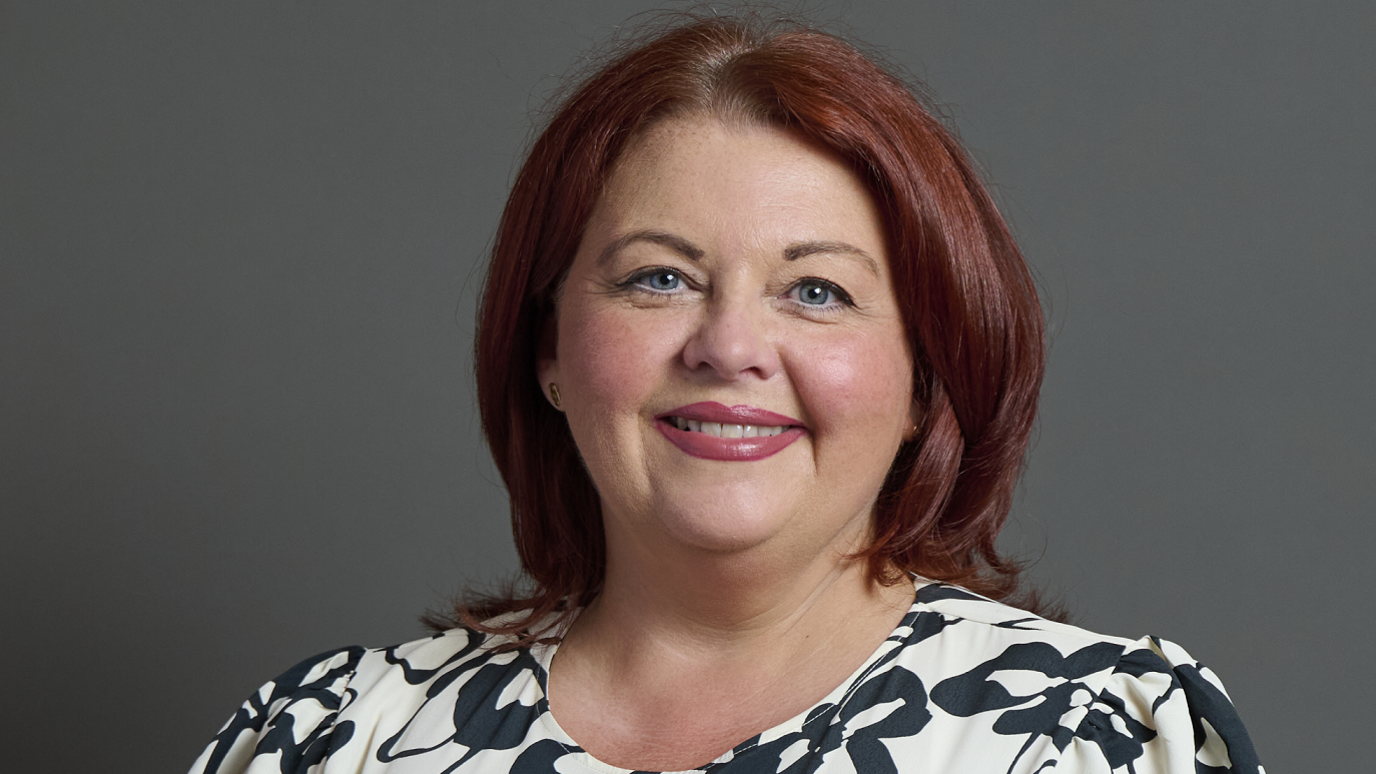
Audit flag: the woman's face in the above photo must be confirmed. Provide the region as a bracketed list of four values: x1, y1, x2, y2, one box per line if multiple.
[539, 117, 916, 564]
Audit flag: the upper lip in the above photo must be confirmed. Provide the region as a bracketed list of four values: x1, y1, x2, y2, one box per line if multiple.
[656, 401, 803, 428]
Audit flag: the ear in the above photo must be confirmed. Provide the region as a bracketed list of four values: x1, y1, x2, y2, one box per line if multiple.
[535, 311, 560, 408]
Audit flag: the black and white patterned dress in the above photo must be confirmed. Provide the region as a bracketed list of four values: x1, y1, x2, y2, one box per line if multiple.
[189, 581, 1263, 773]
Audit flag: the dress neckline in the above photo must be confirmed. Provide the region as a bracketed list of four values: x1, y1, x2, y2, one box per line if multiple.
[525, 577, 930, 773]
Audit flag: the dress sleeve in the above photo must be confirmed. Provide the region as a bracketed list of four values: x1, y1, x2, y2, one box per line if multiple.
[1054, 636, 1264, 774]
[187, 646, 366, 774]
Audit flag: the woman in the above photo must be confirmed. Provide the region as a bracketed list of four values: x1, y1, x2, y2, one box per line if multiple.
[190, 14, 1262, 774]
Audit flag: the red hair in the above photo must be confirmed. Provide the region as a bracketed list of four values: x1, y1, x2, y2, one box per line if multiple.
[446, 13, 1050, 639]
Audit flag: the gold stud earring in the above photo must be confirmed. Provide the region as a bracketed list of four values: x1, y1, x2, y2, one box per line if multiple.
[548, 383, 562, 409]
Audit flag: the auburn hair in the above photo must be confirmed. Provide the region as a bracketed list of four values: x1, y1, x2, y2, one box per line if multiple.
[442, 13, 1050, 641]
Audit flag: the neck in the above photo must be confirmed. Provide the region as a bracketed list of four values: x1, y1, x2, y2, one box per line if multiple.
[544, 516, 916, 771]
[564, 520, 913, 673]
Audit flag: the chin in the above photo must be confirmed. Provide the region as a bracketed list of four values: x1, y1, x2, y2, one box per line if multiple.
[651, 503, 795, 555]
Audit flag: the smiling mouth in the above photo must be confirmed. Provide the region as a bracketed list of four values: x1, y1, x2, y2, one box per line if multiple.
[665, 417, 790, 438]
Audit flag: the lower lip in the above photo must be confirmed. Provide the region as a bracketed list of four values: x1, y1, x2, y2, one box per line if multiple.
[655, 420, 805, 461]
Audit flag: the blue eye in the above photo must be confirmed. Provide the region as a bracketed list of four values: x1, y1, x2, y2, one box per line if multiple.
[640, 270, 681, 291]
[785, 279, 852, 311]
[797, 281, 833, 305]
[794, 279, 853, 307]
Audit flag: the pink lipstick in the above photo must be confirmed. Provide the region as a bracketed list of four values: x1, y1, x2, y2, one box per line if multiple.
[654, 402, 806, 461]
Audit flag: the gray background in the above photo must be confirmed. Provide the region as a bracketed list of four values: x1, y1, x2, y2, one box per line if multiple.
[2, 1, 1370, 771]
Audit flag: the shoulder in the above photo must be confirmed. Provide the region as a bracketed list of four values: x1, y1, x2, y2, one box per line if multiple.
[911, 580, 1136, 647]
[875, 581, 1264, 773]
[187, 645, 367, 774]
[894, 581, 1142, 693]
[188, 626, 528, 774]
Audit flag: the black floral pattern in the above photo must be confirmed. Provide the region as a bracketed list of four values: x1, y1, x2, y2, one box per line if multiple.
[189, 582, 1263, 774]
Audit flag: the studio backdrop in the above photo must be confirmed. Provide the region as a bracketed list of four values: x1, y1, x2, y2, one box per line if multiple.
[2, 2, 1371, 772]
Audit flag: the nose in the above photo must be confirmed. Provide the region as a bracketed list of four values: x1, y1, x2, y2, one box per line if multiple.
[681, 293, 781, 381]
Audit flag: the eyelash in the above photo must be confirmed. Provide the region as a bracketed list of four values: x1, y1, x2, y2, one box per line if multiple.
[619, 267, 855, 312]
[621, 267, 689, 295]
[784, 278, 853, 311]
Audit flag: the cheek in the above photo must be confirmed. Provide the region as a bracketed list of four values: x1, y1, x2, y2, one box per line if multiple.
[792, 328, 912, 443]
[559, 304, 667, 415]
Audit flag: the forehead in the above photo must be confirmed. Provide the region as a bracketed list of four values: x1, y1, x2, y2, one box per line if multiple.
[593, 117, 888, 254]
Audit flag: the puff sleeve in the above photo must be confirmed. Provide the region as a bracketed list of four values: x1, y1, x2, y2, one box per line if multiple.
[1053, 636, 1264, 774]
[187, 646, 365, 774]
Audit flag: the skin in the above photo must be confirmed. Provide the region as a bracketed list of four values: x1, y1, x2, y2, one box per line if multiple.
[537, 116, 920, 770]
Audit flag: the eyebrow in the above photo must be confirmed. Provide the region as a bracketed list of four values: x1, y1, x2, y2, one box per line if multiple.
[597, 230, 879, 277]
[597, 230, 704, 266]
[784, 240, 880, 277]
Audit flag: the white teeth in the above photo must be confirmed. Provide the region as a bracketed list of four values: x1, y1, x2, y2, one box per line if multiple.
[668, 417, 787, 438]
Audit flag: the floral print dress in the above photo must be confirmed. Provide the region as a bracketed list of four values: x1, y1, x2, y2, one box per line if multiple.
[189, 581, 1263, 774]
